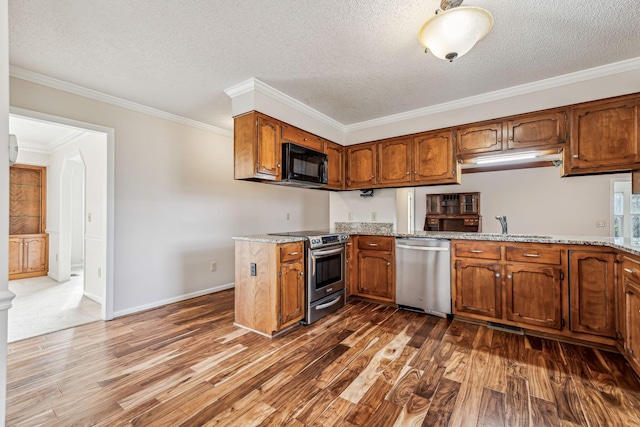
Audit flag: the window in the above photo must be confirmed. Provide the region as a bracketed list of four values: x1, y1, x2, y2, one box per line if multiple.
[612, 180, 640, 243]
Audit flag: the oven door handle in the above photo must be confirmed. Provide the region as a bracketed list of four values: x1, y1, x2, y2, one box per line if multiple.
[312, 247, 344, 257]
[314, 295, 343, 311]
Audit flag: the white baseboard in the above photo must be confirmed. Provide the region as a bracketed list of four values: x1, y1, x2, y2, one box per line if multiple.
[71, 264, 84, 271]
[47, 272, 60, 282]
[112, 282, 235, 318]
[83, 291, 103, 305]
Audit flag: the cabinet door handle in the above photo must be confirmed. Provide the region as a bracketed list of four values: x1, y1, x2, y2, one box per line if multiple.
[624, 268, 637, 275]
[509, 135, 514, 141]
[277, 164, 281, 168]
[387, 262, 391, 266]
[406, 171, 410, 175]
[572, 154, 579, 158]
[289, 252, 299, 256]
[470, 250, 483, 253]
[507, 274, 512, 279]
[300, 271, 304, 276]
[523, 253, 541, 258]
[368, 243, 379, 247]
[495, 273, 501, 278]
[371, 175, 375, 179]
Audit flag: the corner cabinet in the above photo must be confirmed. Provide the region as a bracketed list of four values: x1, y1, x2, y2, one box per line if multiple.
[324, 140, 345, 190]
[564, 96, 640, 175]
[234, 240, 305, 337]
[234, 112, 282, 181]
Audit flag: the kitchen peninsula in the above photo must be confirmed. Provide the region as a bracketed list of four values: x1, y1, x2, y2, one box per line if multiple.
[234, 229, 640, 379]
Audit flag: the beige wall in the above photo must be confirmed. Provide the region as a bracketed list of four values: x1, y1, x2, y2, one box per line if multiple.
[9, 77, 330, 316]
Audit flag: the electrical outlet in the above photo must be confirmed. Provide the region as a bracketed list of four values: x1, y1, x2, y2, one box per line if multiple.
[596, 221, 605, 228]
[250, 263, 257, 276]
[210, 261, 217, 272]
[348, 212, 354, 221]
[372, 212, 377, 221]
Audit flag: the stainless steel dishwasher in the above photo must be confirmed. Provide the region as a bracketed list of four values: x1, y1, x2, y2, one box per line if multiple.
[395, 238, 451, 317]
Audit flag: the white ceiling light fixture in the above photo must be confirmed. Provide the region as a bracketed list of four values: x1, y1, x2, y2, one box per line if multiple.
[473, 151, 541, 165]
[418, 0, 494, 62]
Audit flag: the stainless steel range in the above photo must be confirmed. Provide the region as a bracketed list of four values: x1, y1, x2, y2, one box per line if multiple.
[269, 230, 349, 324]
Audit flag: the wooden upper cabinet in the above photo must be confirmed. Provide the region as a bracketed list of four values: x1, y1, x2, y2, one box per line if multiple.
[378, 137, 412, 186]
[413, 130, 460, 185]
[569, 251, 617, 338]
[507, 110, 567, 150]
[346, 143, 377, 189]
[456, 121, 503, 156]
[324, 141, 345, 190]
[234, 112, 281, 181]
[567, 97, 639, 173]
[281, 124, 323, 152]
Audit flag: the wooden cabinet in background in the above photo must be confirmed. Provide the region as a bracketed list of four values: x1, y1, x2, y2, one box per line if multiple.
[234, 112, 282, 181]
[565, 96, 640, 175]
[346, 143, 377, 189]
[324, 140, 345, 190]
[569, 251, 617, 338]
[9, 235, 48, 279]
[234, 240, 305, 337]
[353, 235, 395, 303]
[10, 164, 48, 280]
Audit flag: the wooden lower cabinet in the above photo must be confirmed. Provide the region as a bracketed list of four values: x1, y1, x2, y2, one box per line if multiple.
[352, 235, 395, 303]
[234, 240, 305, 336]
[623, 277, 640, 373]
[454, 260, 501, 318]
[9, 234, 48, 280]
[345, 239, 355, 296]
[505, 264, 562, 329]
[569, 251, 617, 338]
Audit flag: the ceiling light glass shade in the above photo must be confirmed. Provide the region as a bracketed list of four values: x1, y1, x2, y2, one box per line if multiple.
[418, 6, 494, 61]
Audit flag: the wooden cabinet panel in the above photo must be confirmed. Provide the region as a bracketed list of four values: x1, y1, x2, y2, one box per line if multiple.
[8, 238, 23, 276]
[624, 278, 640, 373]
[569, 251, 616, 338]
[506, 264, 562, 329]
[505, 244, 562, 265]
[413, 131, 460, 185]
[568, 97, 639, 171]
[346, 143, 377, 189]
[454, 241, 501, 260]
[234, 112, 282, 181]
[345, 240, 356, 297]
[324, 141, 345, 190]
[454, 260, 502, 318]
[357, 235, 394, 252]
[281, 124, 323, 152]
[507, 111, 567, 150]
[10, 165, 46, 235]
[378, 138, 412, 185]
[357, 250, 394, 302]
[234, 240, 304, 337]
[279, 259, 305, 328]
[9, 234, 48, 280]
[456, 122, 504, 155]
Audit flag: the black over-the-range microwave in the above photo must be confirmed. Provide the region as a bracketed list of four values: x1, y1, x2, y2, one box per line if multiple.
[279, 142, 328, 188]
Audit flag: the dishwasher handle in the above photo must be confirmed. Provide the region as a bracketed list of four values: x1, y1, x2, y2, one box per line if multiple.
[396, 244, 449, 252]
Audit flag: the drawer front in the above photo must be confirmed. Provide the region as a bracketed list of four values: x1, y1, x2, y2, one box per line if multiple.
[280, 242, 304, 263]
[281, 125, 323, 152]
[454, 241, 501, 260]
[622, 256, 640, 279]
[358, 236, 394, 252]
[505, 244, 561, 265]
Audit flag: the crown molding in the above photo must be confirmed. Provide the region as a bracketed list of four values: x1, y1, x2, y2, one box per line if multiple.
[225, 78, 345, 133]
[345, 56, 640, 132]
[9, 66, 233, 137]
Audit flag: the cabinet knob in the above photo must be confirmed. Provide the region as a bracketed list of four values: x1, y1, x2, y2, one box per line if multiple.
[300, 271, 304, 276]
[387, 262, 391, 266]
[495, 273, 501, 278]
[406, 172, 410, 175]
[304, 138, 308, 141]
[498, 138, 502, 143]
[509, 135, 513, 141]
[572, 154, 579, 158]
[277, 164, 281, 168]
[507, 274, 512, 279]
[414, 171, 418, 174]
[371, 175, 374, 179]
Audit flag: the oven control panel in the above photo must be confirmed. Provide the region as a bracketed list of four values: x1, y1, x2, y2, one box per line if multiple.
[309, 234, 349, 248]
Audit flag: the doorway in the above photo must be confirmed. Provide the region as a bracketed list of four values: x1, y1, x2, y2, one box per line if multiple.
[7, 110, 114, 341]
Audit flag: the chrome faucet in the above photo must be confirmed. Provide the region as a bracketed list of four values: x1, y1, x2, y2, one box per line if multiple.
[495, 216, 508, 234]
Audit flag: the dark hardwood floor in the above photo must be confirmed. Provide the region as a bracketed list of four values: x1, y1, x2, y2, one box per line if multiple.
[6, 290, 640, 426]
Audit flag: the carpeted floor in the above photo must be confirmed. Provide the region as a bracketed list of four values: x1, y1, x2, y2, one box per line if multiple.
[8, 271, 102, 343]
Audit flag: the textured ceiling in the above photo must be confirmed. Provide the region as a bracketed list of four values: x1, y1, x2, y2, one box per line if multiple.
[8, 1, 640, 131]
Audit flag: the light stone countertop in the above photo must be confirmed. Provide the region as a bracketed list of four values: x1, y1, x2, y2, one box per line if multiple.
[233, 231, 640, 257]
